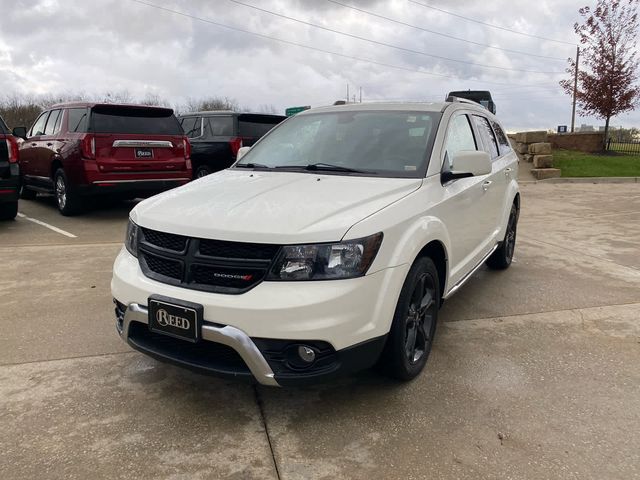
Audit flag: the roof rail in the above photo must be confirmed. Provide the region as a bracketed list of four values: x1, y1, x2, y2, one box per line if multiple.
[445, 96, 479, 106]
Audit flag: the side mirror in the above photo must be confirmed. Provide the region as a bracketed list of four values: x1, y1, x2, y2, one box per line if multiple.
[236, 146, 251, 161]
[12, 127, 27, 140]
[442, 150, 491, 182]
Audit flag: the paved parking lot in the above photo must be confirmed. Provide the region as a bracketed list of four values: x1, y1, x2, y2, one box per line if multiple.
[1, 183, 639, 479]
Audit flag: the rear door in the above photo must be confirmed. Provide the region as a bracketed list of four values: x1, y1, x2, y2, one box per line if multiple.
[33, 108, 63, 179]
[90, 105, 187, 174]
[472, 114, 505, 241]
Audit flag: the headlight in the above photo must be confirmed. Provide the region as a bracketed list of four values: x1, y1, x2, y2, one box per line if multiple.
[125, 219, 140, 257]
[266, 233, 383, 281]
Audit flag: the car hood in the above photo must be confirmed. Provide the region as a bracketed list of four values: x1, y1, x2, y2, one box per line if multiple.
[132, 169, 422, 243]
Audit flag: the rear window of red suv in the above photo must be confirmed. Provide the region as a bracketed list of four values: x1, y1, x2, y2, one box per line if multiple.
[90, 106, 182, 135]
[0, 117, 9, 134]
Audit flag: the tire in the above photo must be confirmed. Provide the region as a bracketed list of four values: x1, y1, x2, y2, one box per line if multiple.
[379, 256, 440, 381]
[194, 165, 213, 179]
[20, 183, 37, 200]
[0, 201, 18, 220]
[53, 168, 82, 216]
[486, 202, 519, 270]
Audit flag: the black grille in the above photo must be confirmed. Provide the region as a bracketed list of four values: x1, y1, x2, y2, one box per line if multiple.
[127, 321, 250, 375]
[199, 239, 280, 260]
[141, 228, 187, 252]
[137, 228, 280, 294]
[142, 253, 183, 280]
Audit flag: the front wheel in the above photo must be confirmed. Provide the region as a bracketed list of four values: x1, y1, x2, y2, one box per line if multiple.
[0, 201, 18, 220]
[486, 202, 519, 270]
[379, 256, 440, 381]
[54, 169, 82, 216]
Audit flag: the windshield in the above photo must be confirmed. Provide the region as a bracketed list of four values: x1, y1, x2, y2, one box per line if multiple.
[235, 110, 440, 177]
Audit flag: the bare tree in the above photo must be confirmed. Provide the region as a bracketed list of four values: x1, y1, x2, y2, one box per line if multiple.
[560, 0, 640, 149]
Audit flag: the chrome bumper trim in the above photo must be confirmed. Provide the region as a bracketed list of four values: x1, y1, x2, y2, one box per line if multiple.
[121, 303, 280, 387]
[112, 140, 174, 148]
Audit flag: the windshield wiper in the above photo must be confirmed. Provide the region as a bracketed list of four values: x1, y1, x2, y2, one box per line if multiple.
[276, 163, 375, 174]
[235, 163, 272, 169]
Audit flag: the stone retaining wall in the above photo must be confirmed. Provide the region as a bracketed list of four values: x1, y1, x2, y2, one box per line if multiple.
[548, 132, 605, 153]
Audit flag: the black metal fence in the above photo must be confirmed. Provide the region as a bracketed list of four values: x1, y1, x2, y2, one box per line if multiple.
[607, 139, 640, 154]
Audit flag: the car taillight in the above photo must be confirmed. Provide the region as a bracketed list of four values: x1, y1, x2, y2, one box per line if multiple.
[81, 134, 95, 159]
[229, 137, 243, 157]
[182, 136, 191, 159]
[6, 137, 19, 163]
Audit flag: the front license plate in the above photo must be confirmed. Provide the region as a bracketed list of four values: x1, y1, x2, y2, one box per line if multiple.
[148, 295, 203, 343]
[135, 147, 153, 159]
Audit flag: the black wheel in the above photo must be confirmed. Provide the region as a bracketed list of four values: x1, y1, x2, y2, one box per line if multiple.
[194, 165, 212, 179]
[0, 201, 18, 220]
[53, 168, 82, 216]
[380, 256, 440, 381]
[20, 182, 37, 200]
[487, 202, 519, 270]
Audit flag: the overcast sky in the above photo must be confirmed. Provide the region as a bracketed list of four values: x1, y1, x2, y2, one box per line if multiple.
[1, 0, 638, 131]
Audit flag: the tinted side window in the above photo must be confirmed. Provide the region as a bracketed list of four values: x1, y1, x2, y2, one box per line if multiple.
[473, 115, 499, 160]
[181, 117, 202, 138]
[30, 112, 50, 137]
[0, 117, 9, 134]
[491, 120, 511, 156]
[444, 114, 476, 170]
[68, 108, 89, 132]
[204, 117, 234, 136]
[44, 109, 61, 135]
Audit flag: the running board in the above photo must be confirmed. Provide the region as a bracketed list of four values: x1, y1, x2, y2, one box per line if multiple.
[443, 244, 499, 300]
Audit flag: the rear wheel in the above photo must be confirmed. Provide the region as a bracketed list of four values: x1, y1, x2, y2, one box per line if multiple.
[487, 202, 519, 270]
[0, 201, 18, 220]
[54, 168, 82, 216]
[379, 256, 440, 381]
[194, 165, 213, 179]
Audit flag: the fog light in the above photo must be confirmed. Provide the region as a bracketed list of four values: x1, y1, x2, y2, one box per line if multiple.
[298, 345, 316, 363]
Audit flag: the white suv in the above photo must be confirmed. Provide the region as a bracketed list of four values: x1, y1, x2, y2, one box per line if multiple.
[111, 100, 519, 386]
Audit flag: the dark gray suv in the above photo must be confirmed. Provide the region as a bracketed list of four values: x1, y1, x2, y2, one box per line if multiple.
[178, 111, 285, 178]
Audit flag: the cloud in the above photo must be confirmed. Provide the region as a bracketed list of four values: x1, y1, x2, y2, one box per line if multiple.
[0, 0, 636, 130]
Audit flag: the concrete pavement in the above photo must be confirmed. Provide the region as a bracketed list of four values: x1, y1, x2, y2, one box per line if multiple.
[1, 184, 639, 479]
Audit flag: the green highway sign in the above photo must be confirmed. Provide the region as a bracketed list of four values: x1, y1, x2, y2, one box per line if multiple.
[285, 105, 311, 116]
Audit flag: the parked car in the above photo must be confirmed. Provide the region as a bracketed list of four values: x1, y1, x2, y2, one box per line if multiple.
[0, 116, 20, 220]
[177, 111, 285, 178]
[112, 99, 519, 386]
[15, 103, 192, 215]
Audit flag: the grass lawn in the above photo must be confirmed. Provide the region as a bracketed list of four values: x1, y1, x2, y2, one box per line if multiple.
[553, 149, 640, 177]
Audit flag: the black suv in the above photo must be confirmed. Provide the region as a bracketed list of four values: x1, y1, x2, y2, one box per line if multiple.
[0, 116, 20, 220]
[178, 111, 285, 178]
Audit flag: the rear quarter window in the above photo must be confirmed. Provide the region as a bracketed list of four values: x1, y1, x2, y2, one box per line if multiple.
[203, 116, 234, 137]
[68, 108, 89, 133]
[491, 120, 512, 156]
[90, 106, 182, 135]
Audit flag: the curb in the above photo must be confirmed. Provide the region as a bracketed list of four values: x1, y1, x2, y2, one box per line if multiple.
[520, 177, 640, 184]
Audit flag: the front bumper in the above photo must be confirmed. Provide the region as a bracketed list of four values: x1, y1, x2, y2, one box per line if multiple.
[112, 248, 408, 386]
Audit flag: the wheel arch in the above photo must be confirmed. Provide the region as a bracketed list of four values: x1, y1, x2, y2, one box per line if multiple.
[416, 240, 447, 302]
[50, 157, 63, 179]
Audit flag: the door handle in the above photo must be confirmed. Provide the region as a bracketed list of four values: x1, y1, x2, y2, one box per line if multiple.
[504, 167, 513, 176]
[31, 143, 37, 147]
[482, 180, 492, 191]
[47, 142, 54, 147]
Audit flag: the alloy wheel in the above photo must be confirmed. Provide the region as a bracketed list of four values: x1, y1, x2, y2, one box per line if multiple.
[404, 273, 436, 364]
[55, 175, 67, 210]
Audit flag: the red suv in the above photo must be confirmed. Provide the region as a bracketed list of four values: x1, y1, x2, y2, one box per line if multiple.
[15, 103, 192, 215]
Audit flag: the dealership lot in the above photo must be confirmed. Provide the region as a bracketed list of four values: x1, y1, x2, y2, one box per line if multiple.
[1, 183, 639, 479]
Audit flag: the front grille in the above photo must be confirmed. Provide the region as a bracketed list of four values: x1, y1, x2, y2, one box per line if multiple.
[127, 321, 250, 375]
[141, 227, 187, 252]
[142, 253, 183, 280]
[137, 228, 280, 294]
[199, 239, 280, 259]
